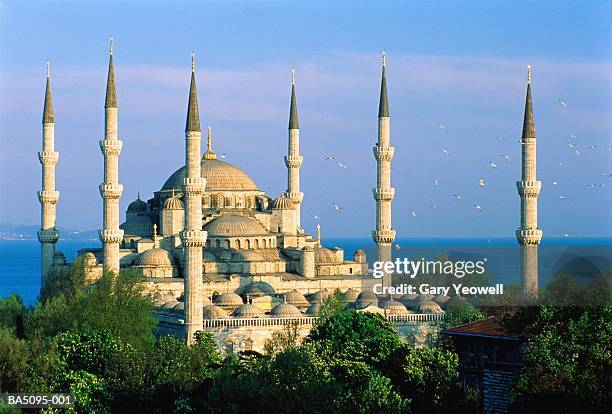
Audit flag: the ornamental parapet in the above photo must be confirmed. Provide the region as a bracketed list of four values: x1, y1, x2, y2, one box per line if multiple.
[373, 146, 395, 161]
[284, 155, 303, 168]
[38, 190, 60, 204]
[285, 191, 304, 204]
[372, 187, 395, 201]
[99, 139, 123, 156]
[372, 229, 396, 245]
[38, 151, 59, 165]
[181, 230, 207, 247]
[99, 183, 123, 199]
[515, 228, 543, 245]
[37, 228, 60, 244]
[99, 229, 124, 243]
[183, 177, 206, 195]
[516, 181, 541, 197]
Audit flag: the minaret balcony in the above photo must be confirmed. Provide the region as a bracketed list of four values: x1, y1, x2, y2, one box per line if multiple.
[38, 190, 60, 205]
[38, 151, 59, 166]
[515, 229, 543, 245]
[99, 183, 123, 199]
[372, 229, 396, 245]
[373, 146, 395, 161]
[99, 139, 123, 156]
[183, 177, 206, 195]
[37, 228, 60, 244]
[285, 191, 304, 204]
[99, 229, 124, 243]
[516, 181, 541, 197]
[284, 155, 303, 168]
[372, 188, 395, 201]
[180, 230, 207, 247]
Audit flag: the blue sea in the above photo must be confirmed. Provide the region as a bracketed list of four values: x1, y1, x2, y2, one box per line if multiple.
[1, 238, 610, 305]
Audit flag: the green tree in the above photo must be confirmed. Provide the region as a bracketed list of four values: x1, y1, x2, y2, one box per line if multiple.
[0, 327, 29, 392]
[0, 294, 25, 334]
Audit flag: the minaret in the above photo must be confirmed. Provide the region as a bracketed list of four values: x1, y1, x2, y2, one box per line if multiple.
[372, 52, 395, 286]
[99, 38, 124, 273]
[516, 64, 542, 296]
[181, 53, 207, 345]
[38, 62, 60, 287]
[284, 69, 303, 232]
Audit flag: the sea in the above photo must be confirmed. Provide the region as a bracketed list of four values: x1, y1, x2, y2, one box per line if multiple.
[1, 237, 611, 305]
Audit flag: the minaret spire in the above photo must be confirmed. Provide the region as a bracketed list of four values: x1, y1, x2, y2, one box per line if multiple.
[181, 53, 207, 345]
[372, 51, 395, 287]
[99, 39, 124, 273]
[38, 61, 60, 287]
[516, 64, 542, 296]
[284, 68, 303, 234]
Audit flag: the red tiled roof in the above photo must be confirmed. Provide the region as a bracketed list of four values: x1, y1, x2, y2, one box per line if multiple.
[443, 317, 521, 340]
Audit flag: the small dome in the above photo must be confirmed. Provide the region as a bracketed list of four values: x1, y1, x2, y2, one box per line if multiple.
[81, 252, 97, 266]
[416, 300, 444, 314]
[283, 290, 308, 306]
[342, 288, 360, 302]
[127, 196, 147, 213]
[309, 289, 331, 303]
[357, 291, 378, 301]
[355, 291, 379, 309]
[213, 292, 244, 308]
[241, 282, 276, 297]
[120, 214, 154, 237]
[163, 195, 184, 210]
[444, 295, 471, 309]
[270, 303, 302, 317]
[302, 245, 314, 252]
[162, 300, 180, 309]
[383, 300, 409, 315]
[136, 248, 175, 267]
[433, 294, 450, 304]
[314, 247, 340, 264]
[305, 302, 322, 316]
[272, 196, 295, 210]
[204, 214, 268, 237]
[203, 304, 228, 319]
[203, 250, 218, 261]
[231, 303, 265, 318]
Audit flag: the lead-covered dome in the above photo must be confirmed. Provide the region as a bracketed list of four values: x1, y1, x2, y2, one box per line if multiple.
[162, 159, 258, 192]
[314, 247, 340, 264]
[136, 248, 175, 267]
[127, 196, 147, 213]
[163, 195, 184, 210]
[204, 214, 268, 237]
[270, 303, 302, 317]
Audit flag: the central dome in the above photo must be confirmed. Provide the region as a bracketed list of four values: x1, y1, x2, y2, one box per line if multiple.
[204, 214, 268, 236]
[161, 159, 258, 192]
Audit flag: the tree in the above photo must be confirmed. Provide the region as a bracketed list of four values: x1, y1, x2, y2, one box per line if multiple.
[263, 320, 302, 356]
[0, 294, 25, 337]
[0, 327, 29, 392]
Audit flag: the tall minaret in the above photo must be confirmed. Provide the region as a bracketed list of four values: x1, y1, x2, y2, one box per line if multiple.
[181, 53, 206, 345]
[372, 52, 395, 286]
[38, 62, 60, 287]
[99, 38, 124, 273]
[516, 64, 542, 295]
[284, 69, 303, 232]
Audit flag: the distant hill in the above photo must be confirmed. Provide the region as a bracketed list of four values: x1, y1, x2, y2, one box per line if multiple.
[0, 223, 98, 241]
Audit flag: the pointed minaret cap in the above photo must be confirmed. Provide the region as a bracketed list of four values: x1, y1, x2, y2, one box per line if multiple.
[105, 37, 117, 109]
[185, 52, 201, 132]
[378, 50, 389, 118]
[43, 61, 54, 124]
[203, 125, 217, 160]
[288, 68, 299, 129]
[521, 64, 536, 139]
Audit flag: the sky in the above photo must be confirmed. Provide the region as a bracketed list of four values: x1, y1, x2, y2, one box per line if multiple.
[0, 0, 611, 238]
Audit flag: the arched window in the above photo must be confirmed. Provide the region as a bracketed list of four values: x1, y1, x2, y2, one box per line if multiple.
[215, 239, 221, 248]
[206, 240, 211, 248]
[225, 340, 234, 354]
[246, 239, 251, 249]
[224, 239, 231, 249]
[244, 338, 253, 351]
[262, 239, 267, 249]
[254, 239, 259, 249]
[236, 239, 241, 249]
[225, 196, 232, 208]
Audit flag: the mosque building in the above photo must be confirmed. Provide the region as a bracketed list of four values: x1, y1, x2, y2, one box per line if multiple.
[37, 42, 539, 352]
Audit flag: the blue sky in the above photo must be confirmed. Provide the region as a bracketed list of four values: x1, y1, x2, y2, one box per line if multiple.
[1, 0, 611, 238]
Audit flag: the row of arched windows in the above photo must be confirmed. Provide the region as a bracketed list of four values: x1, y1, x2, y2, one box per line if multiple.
[205, 237, 276, 250]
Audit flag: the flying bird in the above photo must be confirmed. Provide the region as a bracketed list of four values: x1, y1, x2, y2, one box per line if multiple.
[473, 204, 483, 212]
[312, 213, 320, 220]
[479, 178, 486, 188]
[324, 155, 336, 160]
[586, 145, 598, 150]
[438, 121, 448, 131]
[441, 148, 450, 155]
[567, 141, 576, 149]
[410, 210, 417, 218]
[499, 154, 512, 162]
[552, 181, 558, 186]
[332, 202, 343, 212]
[574, 149, 581, 156]
[558, 99, 567, 109]
[559, 195, 567, 200]
[489, 161, 497, 169]
[430, 202, 439, 208]
[394, 244, 401, 251]
[219, 153, 227, 159]
[452, 194, 462, 200]
[337, 161, 348, 169]
[496, 136, 503, 143]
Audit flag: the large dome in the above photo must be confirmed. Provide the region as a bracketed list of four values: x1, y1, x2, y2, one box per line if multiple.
[161, 159, 258, 192]
[204, 214, 268, 237]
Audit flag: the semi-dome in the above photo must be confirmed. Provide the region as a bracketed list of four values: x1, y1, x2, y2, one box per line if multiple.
[283, 290, 308, 306]
[231, 303, 265, 318]
[416, 300, 444, 314]
[162, 159, 258, 192]
[270, 303, 303, 317]
[120, 214, 154, 237]
[127, 196, 147, 212]
[314, 247, 340, 264]
[204, 214, 268, 237]
[232, 250, 263, 261]
[163, 195, 184, 210]
[272, 196, 295, 210]
[136, 248, 175, 267]
[309, 289, 331, 303]
[213, 292, 244, 308]
[203, 304, 228, 319]
[383, 300, 409, 315]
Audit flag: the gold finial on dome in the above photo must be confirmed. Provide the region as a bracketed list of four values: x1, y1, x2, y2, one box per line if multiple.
[203, 125, 217, 160]
[527, 64, 531, 84]
[316, 224, 321, 247]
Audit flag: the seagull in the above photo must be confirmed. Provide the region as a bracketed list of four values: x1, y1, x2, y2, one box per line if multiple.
[601, 171, 612, 177]
[332, 202, 343, 212]
[394, 244, 401, 251]
[219, 153, 227, 159]
[312, 214, 320, 220]
[558, 99, 567, 109]
[496, 136, 503, 143]
[452, 194, 462, 200]
[563, 233, 569, 237]
[410, 210, 417, 217]
[558, 162, 564, 167]
[489, 161, 497, 169]
[337, 161, 348, 169]
[434, 178, 440, 187]
[438, 121, 448, 131]
[567, 141, 576, 149]
[473, 203, 483, 212]
[499, 154, 512, 162]
[324, 155, 336, 160]
[430, 202, 438, 208]
[552, 181, 558, 186]
[569, 134, 578, 140]
[559, 195, 567, 200]
[479, 178, 486, 188]
[574, 149, 581, 156]
[441, 148, 450, 155]
[586, 145, 599, 150]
